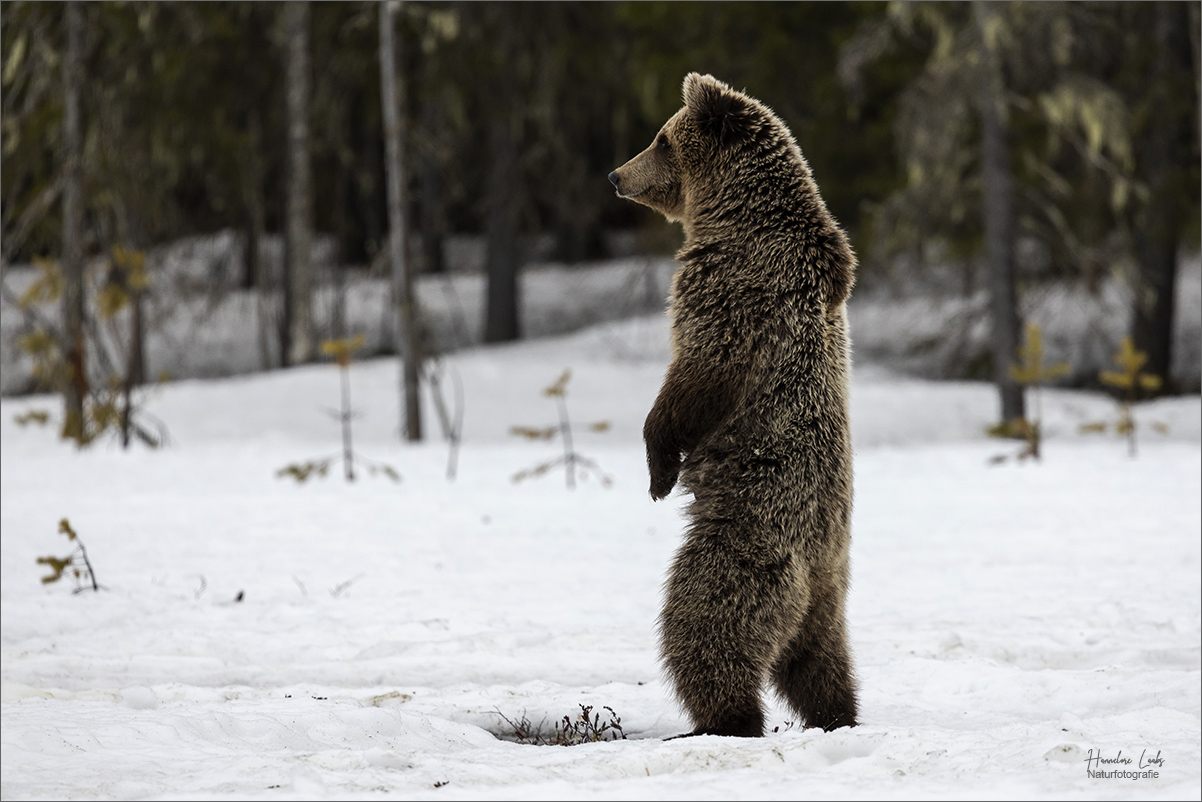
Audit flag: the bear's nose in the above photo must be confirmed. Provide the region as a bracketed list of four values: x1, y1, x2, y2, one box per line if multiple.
[608, 171, 621, 189]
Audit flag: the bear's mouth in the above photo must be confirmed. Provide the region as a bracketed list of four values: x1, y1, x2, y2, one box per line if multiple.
[616, 187, 647, 200]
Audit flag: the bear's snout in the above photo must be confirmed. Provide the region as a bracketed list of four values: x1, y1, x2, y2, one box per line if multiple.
[608, 171, 621, 190]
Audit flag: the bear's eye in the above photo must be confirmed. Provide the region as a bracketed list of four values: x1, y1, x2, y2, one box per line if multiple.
[656, 135, 670, 152]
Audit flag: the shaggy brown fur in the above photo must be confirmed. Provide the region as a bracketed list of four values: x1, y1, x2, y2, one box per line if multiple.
[610, 73, 858, 737]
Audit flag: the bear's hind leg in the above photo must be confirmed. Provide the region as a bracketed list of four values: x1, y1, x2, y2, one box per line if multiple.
[660, 527, 803, 738]
[770, 589, 858, 731]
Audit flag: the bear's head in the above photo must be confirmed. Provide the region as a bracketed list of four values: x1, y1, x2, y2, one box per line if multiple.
[608, 73, 783, 224]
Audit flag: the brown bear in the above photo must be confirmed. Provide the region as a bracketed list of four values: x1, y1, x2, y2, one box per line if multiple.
[609, 73, 858, 737]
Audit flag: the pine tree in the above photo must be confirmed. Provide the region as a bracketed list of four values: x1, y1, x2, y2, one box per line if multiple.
[1098, 337, 1162, 457]
[1005, 322, 1071, 460]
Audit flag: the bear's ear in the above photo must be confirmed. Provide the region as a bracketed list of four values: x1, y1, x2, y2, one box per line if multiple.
[682, 73, 757, 146]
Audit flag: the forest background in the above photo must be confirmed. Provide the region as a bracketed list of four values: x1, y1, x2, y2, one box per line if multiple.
[1, 0, 1199, 443]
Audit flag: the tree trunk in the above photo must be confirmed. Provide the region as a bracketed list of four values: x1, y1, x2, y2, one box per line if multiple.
[419, 87, 445, 275]
[61, 0, 87, 444]
[420, 164, 445, 274]
[484, 117, 521, 342]
[482, 4, 522, 343]
[380, 0, 422, 441]
[1131, 1, 1188, 391]
[119, 289, 144, 449]
[283, 0, 314, 367]
[330, 86, 360, 343]
[331, 143, 350, 341]
[242, 217, 258, 290]
[250, 187, 276, 371]
[974, 2, 1025, 425]
[239, 72, 276, 370]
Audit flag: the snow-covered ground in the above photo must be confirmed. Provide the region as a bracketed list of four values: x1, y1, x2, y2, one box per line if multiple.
[2, 315, 1199, 800]
[5, 243, 1200, 396]
[0, 248, 679, 396]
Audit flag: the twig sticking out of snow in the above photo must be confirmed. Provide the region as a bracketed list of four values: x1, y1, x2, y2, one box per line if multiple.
[510, 369, 612, 490]
[36, 518, 100, 593]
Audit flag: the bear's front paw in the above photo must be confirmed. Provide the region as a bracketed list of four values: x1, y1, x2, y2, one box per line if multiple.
[648, 459, 680, 501]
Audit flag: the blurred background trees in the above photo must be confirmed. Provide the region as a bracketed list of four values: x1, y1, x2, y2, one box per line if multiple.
[2, 1, 1199, 429]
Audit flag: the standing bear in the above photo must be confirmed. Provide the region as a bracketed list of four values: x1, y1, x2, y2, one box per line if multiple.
[609, 73, 858, 737]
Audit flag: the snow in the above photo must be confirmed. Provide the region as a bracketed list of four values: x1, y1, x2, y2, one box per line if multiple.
[2, 314, 1199, 800]
[0, 248, 679, 396]
[848, 253, 1202, 391]
[5, 243, 1200, 396]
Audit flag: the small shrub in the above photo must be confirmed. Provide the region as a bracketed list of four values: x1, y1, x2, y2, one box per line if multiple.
[1080, 336, 1167, 456]
[277, 334, 400, 483]
[990, 322, 1070, 463]
[12, 409, 51, 427]
[510, 370, 612, 489]
[15, 250, 168, 449]
[495, 704, 627, 746]
[37, 518, 100, 593]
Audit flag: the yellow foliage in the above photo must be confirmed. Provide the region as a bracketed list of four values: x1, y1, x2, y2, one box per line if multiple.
[17, 328, 65, 388]
[112, 245, 149, 287]
[17, 328, 56, 357]
[13, 409, 50, 427]
[1010, 322, 1071, 386]
[58, 518, 78, 541]
[1099, 337, 1160, 396]
[321, 333, 366, 367]
[987, 417, 1033, 440]
[90, 398, 120, 433]
[510, 425, 557, 440]
[96, 283, 129, 319]
[275, 460, 331, 483]
[111, 244, 144, 271]
[543, 369, 571, 398]
[1109, 336, 1146, 374]
[36, 555, 72, 584]
[18, 257, 63, 307]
